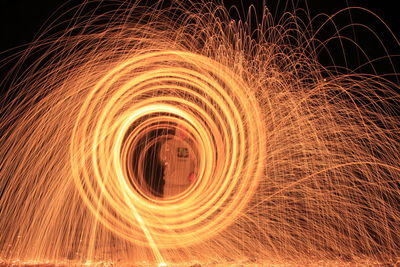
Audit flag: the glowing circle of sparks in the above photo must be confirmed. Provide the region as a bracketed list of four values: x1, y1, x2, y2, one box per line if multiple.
[1, 1, 399, 264]
[70, 50, 266, 248]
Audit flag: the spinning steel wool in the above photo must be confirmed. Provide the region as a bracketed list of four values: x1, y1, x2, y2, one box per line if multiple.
[0, 0, 399, 266]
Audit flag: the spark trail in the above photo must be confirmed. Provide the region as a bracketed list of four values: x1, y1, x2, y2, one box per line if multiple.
[0, 0, 399, 266]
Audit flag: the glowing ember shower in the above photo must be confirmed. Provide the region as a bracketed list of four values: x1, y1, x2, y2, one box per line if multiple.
[70, 50, 266, 248]
[0, 0, 399, 265]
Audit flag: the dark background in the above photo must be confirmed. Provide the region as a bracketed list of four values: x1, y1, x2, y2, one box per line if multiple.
[0, 1, 398, 44]
[0, 1, 398, 52]
[0, 0, 398, 77]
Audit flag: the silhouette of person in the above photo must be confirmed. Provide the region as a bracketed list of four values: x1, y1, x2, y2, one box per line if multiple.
[159, 126, 197, 198]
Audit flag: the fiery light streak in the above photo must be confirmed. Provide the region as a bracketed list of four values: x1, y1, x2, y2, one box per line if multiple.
[0, 0, 399, 266]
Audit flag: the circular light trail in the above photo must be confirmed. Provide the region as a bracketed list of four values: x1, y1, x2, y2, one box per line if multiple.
[70, 50, 266, 248]
[0, 1, 399, 265]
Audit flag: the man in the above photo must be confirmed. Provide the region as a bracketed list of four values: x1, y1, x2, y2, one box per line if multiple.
[159, 126, 197, 198]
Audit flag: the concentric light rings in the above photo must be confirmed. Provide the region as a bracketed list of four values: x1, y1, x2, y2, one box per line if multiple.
[70, 50, 266, 247]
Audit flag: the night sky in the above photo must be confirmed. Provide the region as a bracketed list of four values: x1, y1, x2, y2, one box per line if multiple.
[0, 1, 398, 75]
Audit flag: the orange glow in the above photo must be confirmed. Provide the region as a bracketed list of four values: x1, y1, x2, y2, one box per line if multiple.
[0, 0, 399, 266]
[69, 51, 266, 259]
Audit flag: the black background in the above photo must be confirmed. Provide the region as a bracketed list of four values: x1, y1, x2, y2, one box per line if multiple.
[0, 0, 398, 76]
[0, 1, 398, 52]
